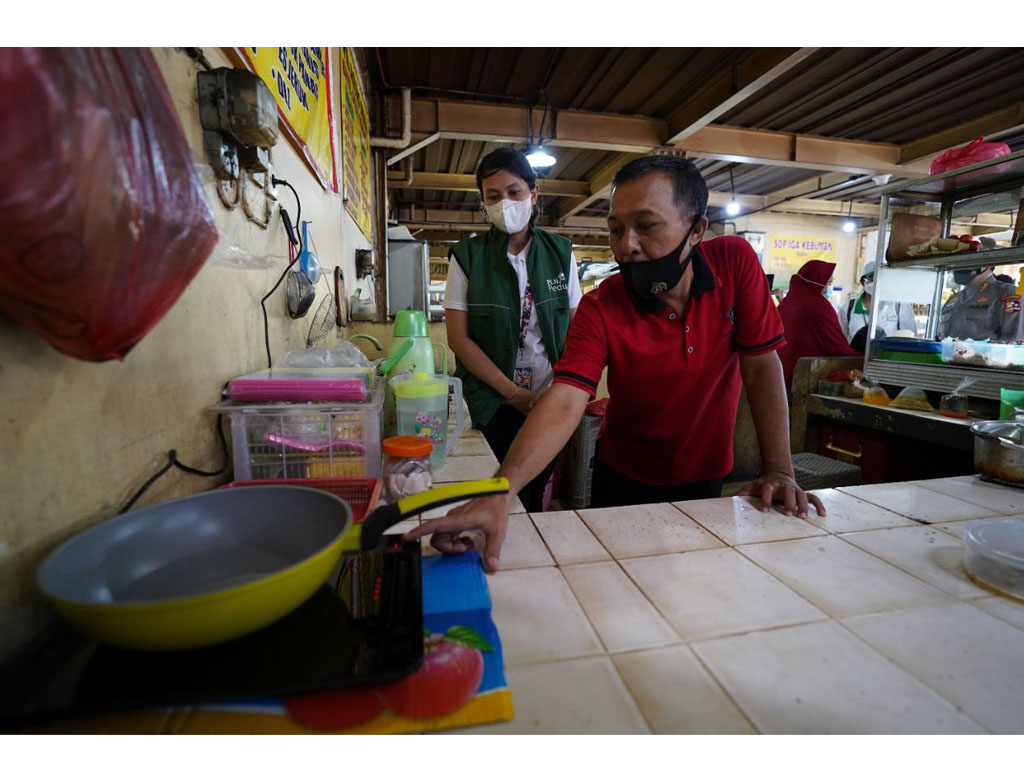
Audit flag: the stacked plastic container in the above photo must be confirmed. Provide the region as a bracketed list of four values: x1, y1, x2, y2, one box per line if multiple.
[212, 373, 385, 481]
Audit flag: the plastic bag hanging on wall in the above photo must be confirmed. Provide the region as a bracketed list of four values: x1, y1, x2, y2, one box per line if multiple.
[0, 48, 219, 361]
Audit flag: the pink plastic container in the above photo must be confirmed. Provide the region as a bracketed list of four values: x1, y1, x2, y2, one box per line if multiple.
[228, 370, 368, 402]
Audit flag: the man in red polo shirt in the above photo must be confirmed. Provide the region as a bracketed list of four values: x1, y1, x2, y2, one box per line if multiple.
[408, 155, 824, 571]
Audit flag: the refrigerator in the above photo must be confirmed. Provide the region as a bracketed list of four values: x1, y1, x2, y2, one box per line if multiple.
[386, 237, 429, 316]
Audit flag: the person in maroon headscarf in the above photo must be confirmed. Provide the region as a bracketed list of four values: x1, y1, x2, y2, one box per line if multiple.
[776, 260, 858, 391]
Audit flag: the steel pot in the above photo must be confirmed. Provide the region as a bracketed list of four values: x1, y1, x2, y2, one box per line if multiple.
[970, 420, 1024, 487]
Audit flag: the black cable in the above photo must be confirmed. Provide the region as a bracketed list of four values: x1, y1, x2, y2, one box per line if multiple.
[261, 254, 298, 368]
[272, 176, 302, 252]
[261, 177, 305, 367]
[118, 410, 231, 515]
[179, 47, 213, 71]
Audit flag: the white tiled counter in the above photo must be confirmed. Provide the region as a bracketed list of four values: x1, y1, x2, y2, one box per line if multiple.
[441, 475, 1024, 734]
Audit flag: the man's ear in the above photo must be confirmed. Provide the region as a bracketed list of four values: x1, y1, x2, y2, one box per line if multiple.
[691, 215, 710, 243]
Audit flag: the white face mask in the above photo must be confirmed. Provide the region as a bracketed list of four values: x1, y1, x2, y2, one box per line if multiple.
[862, 278, 874, 296]
[484, 197, 533, 234]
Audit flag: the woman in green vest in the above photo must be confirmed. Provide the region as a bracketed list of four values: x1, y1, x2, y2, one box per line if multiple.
[444, 147, 582, 511]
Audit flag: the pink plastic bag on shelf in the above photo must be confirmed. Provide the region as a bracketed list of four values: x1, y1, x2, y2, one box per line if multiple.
[929, 136, 1012, 176]
[0, 48, 218, 361]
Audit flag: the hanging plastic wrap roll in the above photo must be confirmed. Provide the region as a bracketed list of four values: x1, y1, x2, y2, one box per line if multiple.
[0, 48, 218, 361]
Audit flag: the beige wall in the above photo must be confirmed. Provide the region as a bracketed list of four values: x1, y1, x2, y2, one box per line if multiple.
[719, 210, 862, 305]
[0, 48, 371, 662]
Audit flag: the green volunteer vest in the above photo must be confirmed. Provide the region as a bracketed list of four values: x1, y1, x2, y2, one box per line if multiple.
[449, 225, 574, 428]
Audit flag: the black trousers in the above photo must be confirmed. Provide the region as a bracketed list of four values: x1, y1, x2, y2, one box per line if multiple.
[589, 455, 723, 508]
[480, 404, 557, 512]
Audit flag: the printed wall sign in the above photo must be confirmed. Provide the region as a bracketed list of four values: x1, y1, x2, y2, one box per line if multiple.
[340, 47, 374, 241]
[767, 236, 836, 288]
[237, 47, 338, 193]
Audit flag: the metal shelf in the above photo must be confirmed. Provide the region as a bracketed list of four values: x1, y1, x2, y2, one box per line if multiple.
[863, 359, 1024, 400]
[888, 244, 1024, 270]
[875, 149, 1024, 201]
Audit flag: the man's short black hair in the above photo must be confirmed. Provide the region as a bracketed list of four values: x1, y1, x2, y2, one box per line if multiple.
[611, 155, 708, 220]
[476, 147, 537, 192]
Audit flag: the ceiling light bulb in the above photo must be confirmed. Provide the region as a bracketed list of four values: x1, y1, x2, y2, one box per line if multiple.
[842, 220, 856, 233]
[525, 145, 556, 169]
[726, 199, 741, 216]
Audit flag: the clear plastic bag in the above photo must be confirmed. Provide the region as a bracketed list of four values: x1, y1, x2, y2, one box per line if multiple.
[890, 386, 934, 412]
[273, 343, 372, 370]
[0, 48, 218, 361]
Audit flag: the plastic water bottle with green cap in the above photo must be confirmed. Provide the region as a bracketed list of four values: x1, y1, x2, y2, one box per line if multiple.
[391, 373, 463, 468]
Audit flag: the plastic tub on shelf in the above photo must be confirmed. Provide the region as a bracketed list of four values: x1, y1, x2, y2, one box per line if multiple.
[940, 337, 1013, 368]
[211, 379, 385, 481]
[874, 338, 944, 364]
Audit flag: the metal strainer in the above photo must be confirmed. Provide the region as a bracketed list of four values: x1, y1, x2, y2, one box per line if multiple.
[286, 268, 315, 319]
[306, 281, 337, 347]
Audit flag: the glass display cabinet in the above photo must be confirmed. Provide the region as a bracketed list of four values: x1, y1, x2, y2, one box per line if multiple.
[864, 149, 1024, 401]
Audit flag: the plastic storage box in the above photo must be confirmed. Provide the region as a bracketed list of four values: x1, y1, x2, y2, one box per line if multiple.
[221, 477, 382, 522]
[963, 518, 1024, 599]
[940, 338, 1024, 369]
[211, 379, 384, 481]
[566, 412, 602, 509]
[874, 338, 943, 364]
[792, 452, 863, 490]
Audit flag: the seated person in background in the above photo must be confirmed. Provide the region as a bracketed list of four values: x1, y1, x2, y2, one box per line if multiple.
[839, 260, 917, 343]
[938, 266, 1020, 341]
[776, 260, 859, 390]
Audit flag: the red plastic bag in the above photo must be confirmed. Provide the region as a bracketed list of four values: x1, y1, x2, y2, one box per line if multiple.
[0, 48, 218, 361]
[929, 136, 1011, 176]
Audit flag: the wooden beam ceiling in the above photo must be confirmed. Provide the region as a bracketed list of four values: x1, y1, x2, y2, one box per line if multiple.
[555, 153, 635, 222]
[386, 171, 590, 197]
[384, 86, 1022, 233]
[396, 95, 937, 177]
[666, 48, 818, 144]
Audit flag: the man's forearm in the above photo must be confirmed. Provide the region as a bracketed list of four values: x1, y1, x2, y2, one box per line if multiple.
[497, 383, 590, 493]
[740, 352, 795, 477]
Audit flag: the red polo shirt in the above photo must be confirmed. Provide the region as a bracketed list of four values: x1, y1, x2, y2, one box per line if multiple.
[553, 235, 784, 485]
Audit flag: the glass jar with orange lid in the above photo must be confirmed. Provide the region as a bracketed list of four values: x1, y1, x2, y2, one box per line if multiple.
[382, 436, 433, 503]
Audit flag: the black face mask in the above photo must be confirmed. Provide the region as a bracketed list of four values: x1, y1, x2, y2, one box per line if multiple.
[953, 269, 978, 286]
[618, 218, 698, 304]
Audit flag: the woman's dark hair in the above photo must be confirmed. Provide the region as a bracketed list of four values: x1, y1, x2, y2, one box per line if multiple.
[611, 155, 708, 220]
[475, 147, 537, 192]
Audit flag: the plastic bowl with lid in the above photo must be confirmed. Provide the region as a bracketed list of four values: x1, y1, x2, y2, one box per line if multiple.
[963, 518, 1024, 600]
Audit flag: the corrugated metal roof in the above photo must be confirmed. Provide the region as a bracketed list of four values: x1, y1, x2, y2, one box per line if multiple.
[377, 47, 1024, 231]
[719, 48, 1024, 143]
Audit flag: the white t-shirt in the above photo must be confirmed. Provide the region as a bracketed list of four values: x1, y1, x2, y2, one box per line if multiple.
[838, 297, 918, 341]
[444, 240, 582, 392]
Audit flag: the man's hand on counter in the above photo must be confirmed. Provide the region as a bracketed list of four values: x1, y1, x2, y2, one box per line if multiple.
[734, 470, 826, 519]
[403, 493, 511, 573]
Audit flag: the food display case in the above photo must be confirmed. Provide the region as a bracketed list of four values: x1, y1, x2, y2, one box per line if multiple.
[863, 149, 1024, 401]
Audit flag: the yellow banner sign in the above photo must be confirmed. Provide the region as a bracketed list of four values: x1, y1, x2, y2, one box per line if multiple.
[767, 236, 836, 288]
[340, 47, 373, 242]
[237, 47, 338, 193]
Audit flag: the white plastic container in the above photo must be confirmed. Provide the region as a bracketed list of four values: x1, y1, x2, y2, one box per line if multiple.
[963, 518, 1024, 599]
[941, 337, 1012, 368]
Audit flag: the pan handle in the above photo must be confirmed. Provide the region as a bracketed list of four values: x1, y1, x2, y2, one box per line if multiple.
[355, 478, 511, 551]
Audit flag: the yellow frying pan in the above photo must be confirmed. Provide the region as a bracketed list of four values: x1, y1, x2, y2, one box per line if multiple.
[36, 478, 508, 651]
